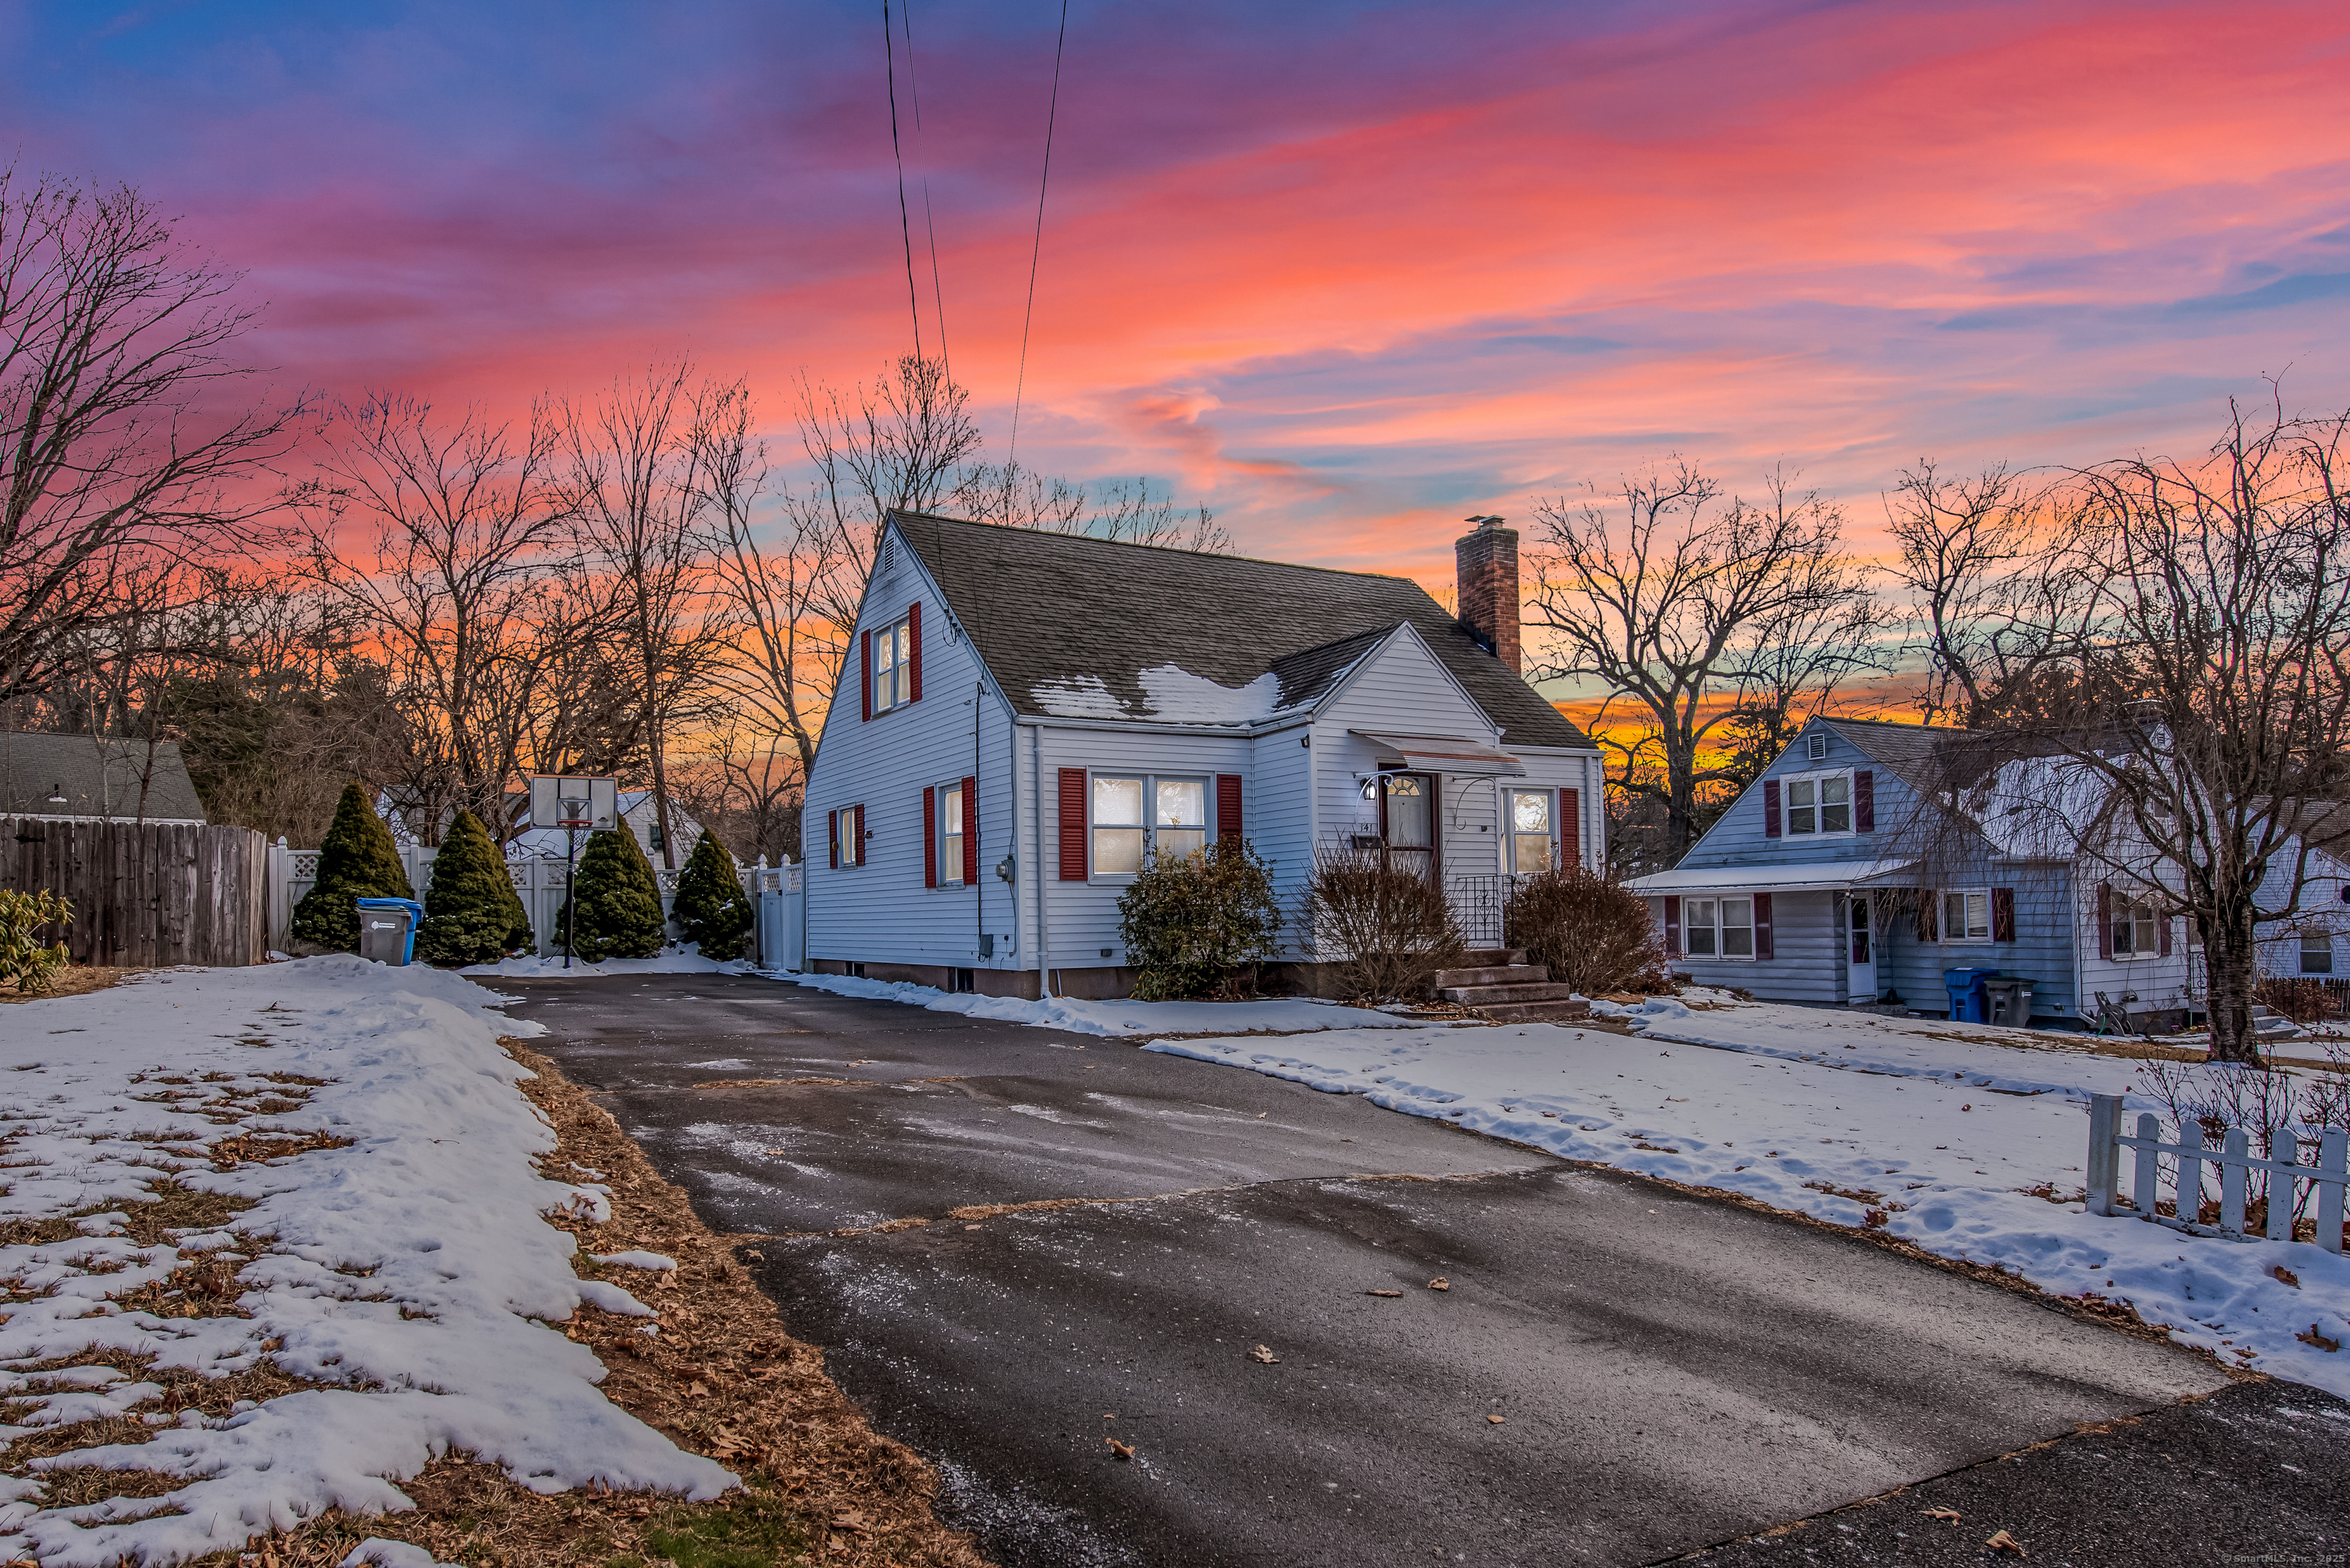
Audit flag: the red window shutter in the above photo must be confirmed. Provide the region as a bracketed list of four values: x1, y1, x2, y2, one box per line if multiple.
[1560, 789, 1580, 870]
[2160, 911, 2173, 958]
[962, 775, 978, 884]
[1762, 779, 1782, 838]
[1854, 769, 1874, 833]
[2097, 883, 2112, 960]
[854, 805, 866, 866]
[828, 809, 838, 870]
[1663, 896, 1681, 955]
[1991, 887, 2016, 942]
[908, 601, 923, 704]
[1217, 775, 1243, 844]
[860, 629, 873, 721]
[1753, 892, 1774, 959]
[923, 787, 937, 888]
[1917, 889, 1937, 942]
[1059, 769, 1088, 880]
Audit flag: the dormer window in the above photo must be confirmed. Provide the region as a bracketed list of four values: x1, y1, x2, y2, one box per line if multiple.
[1784, 771, 1851, 835]
[872, 612, 914, 714]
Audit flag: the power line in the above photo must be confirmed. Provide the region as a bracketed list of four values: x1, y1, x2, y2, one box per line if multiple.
[899, 1, 951, 378]
[1007, 0, 1069, 467]
[882, 0, 922, 359]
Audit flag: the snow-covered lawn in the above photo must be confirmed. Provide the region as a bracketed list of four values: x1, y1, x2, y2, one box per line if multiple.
[0, 958, 731, 1567]
[767, 968, 1434, 1036]
[1151, 997, 2350, 1399]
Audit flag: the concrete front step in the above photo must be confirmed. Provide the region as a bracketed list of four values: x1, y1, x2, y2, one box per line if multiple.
[1440, 982, 1583, 1005]
[1462, 948, 1528, 968]
[1432, 964, 1549, 990]
[1476, 998, 1593, 1023]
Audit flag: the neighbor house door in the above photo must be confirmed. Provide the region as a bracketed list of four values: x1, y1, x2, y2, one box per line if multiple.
[1847, 895, 1877, 1002]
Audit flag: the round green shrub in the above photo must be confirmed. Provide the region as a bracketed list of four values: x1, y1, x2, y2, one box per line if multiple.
[416, 810, 533, 966]
[1117, 840, 1282, 1000]
[291, 782, 414, 953]
[559, 827, 666, 962]
[672, 831, 753, 961]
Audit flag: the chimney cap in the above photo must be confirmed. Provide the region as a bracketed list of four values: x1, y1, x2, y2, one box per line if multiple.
[1463, 514, 1506, 529]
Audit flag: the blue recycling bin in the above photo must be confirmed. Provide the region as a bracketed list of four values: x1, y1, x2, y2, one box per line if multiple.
[1942, 967, 1999, 1023]
[356, 897, 425, 966]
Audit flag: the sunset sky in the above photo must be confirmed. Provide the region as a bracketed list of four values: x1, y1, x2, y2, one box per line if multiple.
[5, 1, 2345, 640]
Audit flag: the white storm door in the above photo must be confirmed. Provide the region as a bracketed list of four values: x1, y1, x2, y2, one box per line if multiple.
[1847, 895, 1877, 1000]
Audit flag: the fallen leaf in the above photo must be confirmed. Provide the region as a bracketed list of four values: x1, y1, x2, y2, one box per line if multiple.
[2299, 1323, 2341, 1352]
[1427, 1277, 1450, 1291]
[1248, 1344, 1281, 1364]
[1924, 1507, 1962, 1524]
[831, 1510, 869, 1531]
[2273, 1264, 2302, 1289]
[688, 1381, 709, 1397]
[1961, 1104, 1973, 1111]
[1108, 1438, 1135, 1460]
[1486, 1414, 1505, 1424]
[1986, 1527, 2026, 1557]
[1258, 1112, 1267, 1118]
[1366, 1289, 1404, 1298]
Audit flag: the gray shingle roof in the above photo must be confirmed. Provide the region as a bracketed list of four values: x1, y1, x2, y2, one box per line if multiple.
[1821, 717, 1976, 796]
[890, 512, 1590, 747]
[0, 733, 207, 821]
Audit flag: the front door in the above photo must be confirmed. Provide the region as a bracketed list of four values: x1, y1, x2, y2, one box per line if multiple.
[1380, 773, 1437, 883]
[1847, 895, 1877, 1002]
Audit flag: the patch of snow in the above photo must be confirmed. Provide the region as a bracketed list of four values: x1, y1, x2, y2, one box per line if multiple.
[1147, 999, 2350, 1399]
[342, 1540, 452, 1568]
[0, 955, 731, 1567]
[591, 1251, 678, 1271]
[1136, 665, 1287, 724]
[1029, 674, 1127, 719]
[769, 969, 1447, 1036]
[685, 1058, 751, 1070]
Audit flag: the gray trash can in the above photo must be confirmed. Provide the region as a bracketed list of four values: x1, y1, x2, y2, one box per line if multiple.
[1983, 976, 2036, 1027]
[356, 897, 423, 966]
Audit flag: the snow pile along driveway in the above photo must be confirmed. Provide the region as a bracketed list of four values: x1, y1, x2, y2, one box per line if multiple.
[1151, 1004, 2350, 1398]
[772, 969, 1428, 1036]
[0, 957, 731, 1567]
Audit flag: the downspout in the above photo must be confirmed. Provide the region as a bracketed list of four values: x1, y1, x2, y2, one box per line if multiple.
[976, 680, 984, 965]
[1031, 722, 1052, 997]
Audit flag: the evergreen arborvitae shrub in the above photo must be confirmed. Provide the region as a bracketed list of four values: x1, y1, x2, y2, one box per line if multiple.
[291, 782, 415, 953]
[672, 831, 753, 961]
[559, 828, 666, 962]
[416, 810, 534, 966]
[1116, 839, 1282, 1000]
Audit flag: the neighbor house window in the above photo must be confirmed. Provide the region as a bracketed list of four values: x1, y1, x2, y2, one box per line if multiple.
[939, 781, 965, 885]
[831, 805, 864, 869]
[1509, 790, 1553, 873]
[2110, 896, 2160, 958]
[1941, 889, 1991, 943]
[871, 613, 913, 714]
[1784, 771, 1852, 835]
[1089, 773, 1210, 877]
[1683, 896, 1755, 960]
[2303, 929, 2335, 975]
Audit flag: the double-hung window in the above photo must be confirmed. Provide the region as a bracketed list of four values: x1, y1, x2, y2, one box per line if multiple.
[939, 780, 965, 885]
[2110, 896, 2159, 958]
[1683, 896, 1755, 959]
[2302, 929, 2335, 975]
[1509, 790, 1553, 873]
[1785, 771, 1852, 835]
[871, 613, 913, 714]
[1090, 773, 1207, 877]
[1941, 889, 1990, 943]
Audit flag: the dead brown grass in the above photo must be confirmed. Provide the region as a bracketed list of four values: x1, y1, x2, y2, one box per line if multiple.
[0, 965, 147, 1003]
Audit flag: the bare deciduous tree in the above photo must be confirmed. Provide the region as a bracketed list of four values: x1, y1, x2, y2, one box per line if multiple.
[1526, 464, 1883, 863]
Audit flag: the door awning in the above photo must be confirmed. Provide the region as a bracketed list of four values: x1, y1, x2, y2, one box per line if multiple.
[1350, 731, 1526, 777]
[1626, 857, 1919, 896]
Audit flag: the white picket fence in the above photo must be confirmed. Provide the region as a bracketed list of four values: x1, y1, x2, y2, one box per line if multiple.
[265, 838, 802, 964]
[2086, 1092, 2348, 1251]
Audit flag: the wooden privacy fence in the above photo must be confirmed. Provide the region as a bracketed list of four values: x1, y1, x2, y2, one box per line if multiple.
[2, 818, 268, 968]
[2086, 1092, 2348, 1251]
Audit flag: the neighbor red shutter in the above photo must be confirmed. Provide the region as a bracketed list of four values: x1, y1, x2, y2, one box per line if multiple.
[2097, 883, 2112, 960]
[961, 775, 978, 884]
[907, 601, 923, 704]
[1560, 789, 1580, 870]
[923, 787, 937, 887]
[1762, 779, 1782, 838]
[860, 629, 873, 721]
[1058, 769, 1088, 880]
[854, 805, 866, 866]
[1217, 775, 1243, 844]
[1663, 896, 1681, 955]
[828, 810, 838, 870]
[1991, 887, 2016, 942]
[2160, 912, 2173, 957]
[1753, 892, 1775, 959]
[1917, 889, 1938, 942]
[1854, 769, 1874, 832]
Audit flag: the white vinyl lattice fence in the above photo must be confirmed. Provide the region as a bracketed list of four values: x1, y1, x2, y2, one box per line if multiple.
[2086, 1092, 2349, 1251]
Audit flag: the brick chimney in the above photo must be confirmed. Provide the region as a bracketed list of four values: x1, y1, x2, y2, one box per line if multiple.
[1454, 515, 1521, 673]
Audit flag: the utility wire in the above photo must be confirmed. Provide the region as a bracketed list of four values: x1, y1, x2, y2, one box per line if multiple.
[883, 0, 923, 359]
[1007, 0, 1070, 467]
[900, 0, 951, 378]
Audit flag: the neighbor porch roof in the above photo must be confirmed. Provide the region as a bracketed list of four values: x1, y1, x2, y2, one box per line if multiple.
[1628, 857, 1919, 895]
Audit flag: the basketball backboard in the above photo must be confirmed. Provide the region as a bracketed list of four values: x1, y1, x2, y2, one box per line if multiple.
[528, 775, 618, 831]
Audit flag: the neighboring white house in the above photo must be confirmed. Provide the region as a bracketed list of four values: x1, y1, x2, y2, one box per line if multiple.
[801, 511, 1604, 999]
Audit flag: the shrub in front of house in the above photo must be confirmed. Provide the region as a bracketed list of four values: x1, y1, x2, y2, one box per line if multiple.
[1117, 840, 1282, 1000]
[1303, 842, 1467, 1003]
[559, 828, 668, 963]
[291, 782, 415, 953]
[1505, 865, 1670, 996]
[673, 831, 754, 961]
[416, 810, 534, 966]
[0, 890, 71, 994]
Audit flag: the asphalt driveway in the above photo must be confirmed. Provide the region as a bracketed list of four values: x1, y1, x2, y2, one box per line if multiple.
[503, 973, 2323, 1566]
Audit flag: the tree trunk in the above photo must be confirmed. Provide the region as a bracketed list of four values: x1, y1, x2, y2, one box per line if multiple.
[1663, 737, 1700, 864]
[2205, 896, 2262, 1065]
